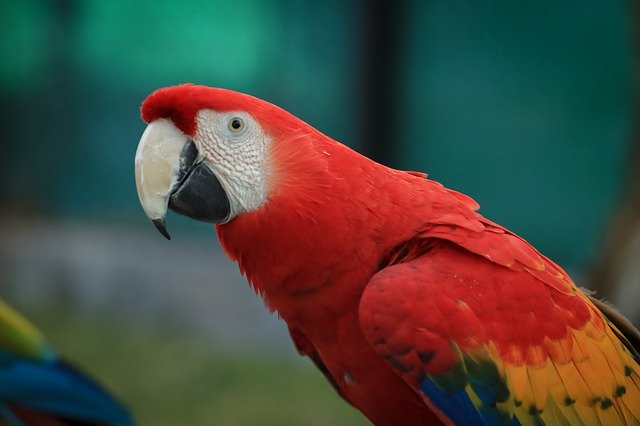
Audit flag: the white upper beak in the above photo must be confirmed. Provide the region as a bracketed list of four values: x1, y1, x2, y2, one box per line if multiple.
[134, 119, 190, 222]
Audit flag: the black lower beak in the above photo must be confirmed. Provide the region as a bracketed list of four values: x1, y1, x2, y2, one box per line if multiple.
[168, 163, 231, 223]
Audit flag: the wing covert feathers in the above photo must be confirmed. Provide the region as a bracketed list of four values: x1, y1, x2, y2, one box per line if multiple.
[360, 239, 640, 425]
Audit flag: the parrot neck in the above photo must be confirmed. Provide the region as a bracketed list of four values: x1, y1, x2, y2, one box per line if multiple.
[215, 137, 476, 329]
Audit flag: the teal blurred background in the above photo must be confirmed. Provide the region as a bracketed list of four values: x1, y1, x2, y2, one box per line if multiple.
[0, 1, 636, 425]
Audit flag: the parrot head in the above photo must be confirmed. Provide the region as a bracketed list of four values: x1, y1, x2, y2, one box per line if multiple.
[135, 84, 322, 239]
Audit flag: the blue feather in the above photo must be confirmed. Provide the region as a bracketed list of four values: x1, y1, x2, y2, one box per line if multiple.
[420, 376, 484, 425]
[0, 352, 132, 425]
[420, 375, 520, 426]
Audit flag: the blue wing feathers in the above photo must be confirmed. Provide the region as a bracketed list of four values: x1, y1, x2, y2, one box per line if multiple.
[464, 356, 510, 406]
[420, 373, 520, 426]
[420, 376, 487, 426]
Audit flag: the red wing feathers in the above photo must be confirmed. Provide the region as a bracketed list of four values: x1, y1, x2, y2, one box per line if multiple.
[360, 238, 640, 425]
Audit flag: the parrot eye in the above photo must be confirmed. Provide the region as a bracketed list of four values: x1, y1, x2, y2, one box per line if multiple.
[228, 117, 245, 134]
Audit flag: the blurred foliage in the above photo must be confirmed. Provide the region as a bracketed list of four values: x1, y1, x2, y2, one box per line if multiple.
[0, 0, 633, 271]
[27, 308, 368, 426]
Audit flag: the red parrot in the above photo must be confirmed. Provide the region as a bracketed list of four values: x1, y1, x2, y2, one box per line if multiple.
[134, 84, 640, 425]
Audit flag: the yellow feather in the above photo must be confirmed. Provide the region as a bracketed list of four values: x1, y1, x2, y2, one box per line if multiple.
[572, 330, 612, 397]
[504, 363, 532, 405]
[617, 403, 639, 426]
[631, 368, 640, 388]
[621, 370, 640, 420]
[545, 357, 600, 423]
[547, 394, 579, 426]
[552, 359, 587, 397]
[598, 332, 629, 383]
[594, 395, 626, 425]
[526, 362, 551, 411]
[569, 329, 590, 363]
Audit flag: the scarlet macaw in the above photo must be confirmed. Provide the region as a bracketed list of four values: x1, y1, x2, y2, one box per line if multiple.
[0, 298, 132, 425]
[135, 84, 640, 425]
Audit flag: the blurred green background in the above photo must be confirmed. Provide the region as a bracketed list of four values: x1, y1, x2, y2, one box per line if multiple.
[0, 1, 635, 425]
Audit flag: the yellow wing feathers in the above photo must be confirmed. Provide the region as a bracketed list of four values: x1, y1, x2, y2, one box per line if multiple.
[500, 298, 640, 426]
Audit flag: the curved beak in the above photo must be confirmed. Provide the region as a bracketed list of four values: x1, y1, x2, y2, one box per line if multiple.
[134, 119, 230, 240]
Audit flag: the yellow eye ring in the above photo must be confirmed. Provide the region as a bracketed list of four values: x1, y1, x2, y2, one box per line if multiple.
[228, 117, 245, 133]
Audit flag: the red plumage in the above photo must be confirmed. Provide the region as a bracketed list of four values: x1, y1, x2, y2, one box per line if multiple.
[140, 85, 640, 425]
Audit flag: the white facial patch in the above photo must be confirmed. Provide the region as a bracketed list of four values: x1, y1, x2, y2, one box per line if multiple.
[194, 109, 271, 221]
